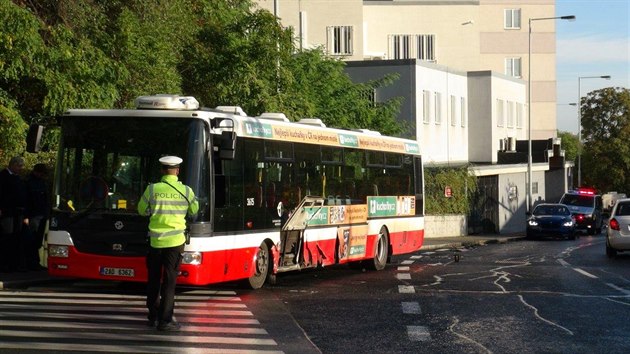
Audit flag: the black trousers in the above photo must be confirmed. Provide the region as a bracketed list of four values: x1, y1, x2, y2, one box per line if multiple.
[146, 244, 184, 324]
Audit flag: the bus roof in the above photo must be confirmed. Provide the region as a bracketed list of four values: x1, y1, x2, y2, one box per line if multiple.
[63, 95, 421, 156]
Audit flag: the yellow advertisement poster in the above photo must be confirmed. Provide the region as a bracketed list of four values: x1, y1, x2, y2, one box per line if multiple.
[329, 204, 368, 225]
[337, 225, 369, 261]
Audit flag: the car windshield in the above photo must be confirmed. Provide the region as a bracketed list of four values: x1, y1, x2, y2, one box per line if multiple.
[533, 205, 570, 216]
[560, 194, 593, 208]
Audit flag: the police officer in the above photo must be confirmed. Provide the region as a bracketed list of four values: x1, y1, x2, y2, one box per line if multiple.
[138, 156, 198, 331]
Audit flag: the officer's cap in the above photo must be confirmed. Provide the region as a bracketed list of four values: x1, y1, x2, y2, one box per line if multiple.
[159, 156, 182, 168]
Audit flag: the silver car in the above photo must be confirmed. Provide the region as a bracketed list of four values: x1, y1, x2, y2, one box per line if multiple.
[606, 198, 630, 257]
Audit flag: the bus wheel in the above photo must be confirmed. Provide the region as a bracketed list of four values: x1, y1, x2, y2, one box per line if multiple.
[365, 227, 389, 271]
[247, 242, 270, 289]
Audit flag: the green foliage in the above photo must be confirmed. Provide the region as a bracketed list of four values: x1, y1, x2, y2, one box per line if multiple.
[557, 131, 579, 162]
[0, 91, 27, 162]
[1, 0, 403, 175]
[424, 166, 478, 214]
[280, 49, 403, 135]
[580, 87, 630, 193]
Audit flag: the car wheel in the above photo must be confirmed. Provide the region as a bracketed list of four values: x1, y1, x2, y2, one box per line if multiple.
[606, 240, 617, 258]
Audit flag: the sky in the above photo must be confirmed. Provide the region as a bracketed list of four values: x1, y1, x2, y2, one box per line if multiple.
[556, 0, 630, 134]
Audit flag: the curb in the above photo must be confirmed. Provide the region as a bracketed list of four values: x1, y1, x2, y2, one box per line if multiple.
[420, 236, 525, 251]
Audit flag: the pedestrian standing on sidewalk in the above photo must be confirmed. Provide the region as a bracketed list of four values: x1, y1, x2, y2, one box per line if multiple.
[0, 156, 29, 272]
[137, 156, 198, 331]
[25, 163, 50, 271]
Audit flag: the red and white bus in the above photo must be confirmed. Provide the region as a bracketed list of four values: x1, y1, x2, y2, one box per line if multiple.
[41, 94, 425, 288]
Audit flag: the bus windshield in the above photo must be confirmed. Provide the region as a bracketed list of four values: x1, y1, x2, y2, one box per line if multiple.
[55, 116, 209, 221]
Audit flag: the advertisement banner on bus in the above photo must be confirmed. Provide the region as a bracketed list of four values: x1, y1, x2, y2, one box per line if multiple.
[305, 205, 368, 226]
[337, 225, 368, 260]
[368, 196, 416, 217]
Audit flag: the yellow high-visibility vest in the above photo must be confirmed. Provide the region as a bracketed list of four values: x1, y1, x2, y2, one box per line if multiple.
[138, 174, 199, 248]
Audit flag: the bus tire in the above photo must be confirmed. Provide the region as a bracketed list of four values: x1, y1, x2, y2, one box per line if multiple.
[247, 242, 271, 289]
[364, 227, 389, 271]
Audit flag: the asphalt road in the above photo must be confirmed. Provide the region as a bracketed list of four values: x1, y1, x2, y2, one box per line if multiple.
[261, 233, 630, 354]
[2, 233, 630, 354]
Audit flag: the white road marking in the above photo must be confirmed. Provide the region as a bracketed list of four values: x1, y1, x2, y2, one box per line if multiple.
[557, 259, 570, 267]
[401, 302, 421, 314]
[605, 283, 630, 296]
[410, 255, 422, 259]
[401, 260, 414, 265]
[573, 268, 598, 279]
[0, 290, 280, 353]
[397, 266, 410, 271]
[397, 273, 411, 280]
[399, 285, 416, 293]
[407, 325, 431, 341]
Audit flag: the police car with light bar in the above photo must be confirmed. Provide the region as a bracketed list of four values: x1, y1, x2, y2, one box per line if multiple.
[559, 187, 604, 235]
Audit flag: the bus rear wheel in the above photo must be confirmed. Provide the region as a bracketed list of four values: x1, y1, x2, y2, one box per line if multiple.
[247, 242, 271, 289]
[364, 227, 389, 271]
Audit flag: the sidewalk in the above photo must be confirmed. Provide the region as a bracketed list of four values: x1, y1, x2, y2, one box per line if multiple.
[0, 233, 525, 290]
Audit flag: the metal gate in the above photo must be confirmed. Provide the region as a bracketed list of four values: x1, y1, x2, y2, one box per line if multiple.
[468, 175, 499, 234]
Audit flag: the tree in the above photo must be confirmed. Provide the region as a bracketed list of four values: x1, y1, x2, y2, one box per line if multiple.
[1, 0, 403, 168]
[557, 130, 578, 163]
[580, 87, 630, 193]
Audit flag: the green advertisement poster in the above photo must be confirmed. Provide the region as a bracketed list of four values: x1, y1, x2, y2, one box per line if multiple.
[367, 196, 398, 217]
[305, 207, 329, 225]
[244, 122, 273, 138]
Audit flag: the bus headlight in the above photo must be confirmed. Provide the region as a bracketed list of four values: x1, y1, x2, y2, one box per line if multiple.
[49, 245, 69, 258]
[181, 252, 202, 265]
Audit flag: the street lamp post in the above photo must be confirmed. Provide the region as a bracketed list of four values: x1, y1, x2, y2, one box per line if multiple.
[577, 75, 611, 187]
[527, 15, 575, 213]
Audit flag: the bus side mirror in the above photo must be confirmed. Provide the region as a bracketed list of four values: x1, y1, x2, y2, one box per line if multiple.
[219, 131, 236, 160]
[26, 124, 44, 153]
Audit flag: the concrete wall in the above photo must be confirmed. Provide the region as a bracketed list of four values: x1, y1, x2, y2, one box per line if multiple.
[545, 167, 570, 203]
[467, 71, 526, 164]
[345, 60, 471, 166]
[425, 214, 468, 238]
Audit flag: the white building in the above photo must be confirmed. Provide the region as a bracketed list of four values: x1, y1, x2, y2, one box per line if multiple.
[254, 0, 560, 140]
[254, 0, 571, 234]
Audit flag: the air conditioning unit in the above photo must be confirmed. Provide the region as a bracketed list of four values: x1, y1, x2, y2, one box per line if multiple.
[507, 137, 516, 152]
[499, 138, 506, 151]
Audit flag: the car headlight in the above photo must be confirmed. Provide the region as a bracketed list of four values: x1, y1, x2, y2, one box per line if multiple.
[181, 251, 202, 265]
[563, 220, 574, 227]
[48, 245, 69, 258]
[528, 220, 539, 226]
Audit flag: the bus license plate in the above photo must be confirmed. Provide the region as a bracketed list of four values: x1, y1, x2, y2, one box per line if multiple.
[100, 267, 134, 277]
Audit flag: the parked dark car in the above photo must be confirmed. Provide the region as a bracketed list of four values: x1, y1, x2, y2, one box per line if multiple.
[526, 203, 576, 240]
[559, 187, 603, 235]
[606, 198, 630, 257]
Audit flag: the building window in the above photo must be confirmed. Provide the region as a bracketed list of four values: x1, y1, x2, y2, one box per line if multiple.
[423, 90, 431, 124]
[434, 92, 441, 124]
[504, 9, 521, 29]
[516, 103, 523, 128]
[532, 182, 538, 194]
[497, 99, 504, 127]
[505, 58, 522, 78]
[460, 97, 466, 127]
[362, 88, 376, 108]
[327, 26, 353, 55]
[389, 34, 435, 61]
[507, 101, 515, 128]
[450, 95, 457, 126]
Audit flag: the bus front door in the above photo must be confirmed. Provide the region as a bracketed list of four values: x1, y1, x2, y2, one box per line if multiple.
[278, 196, 325, 271]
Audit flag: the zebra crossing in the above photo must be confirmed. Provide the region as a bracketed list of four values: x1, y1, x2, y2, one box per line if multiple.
[0, 289, 284, 353]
